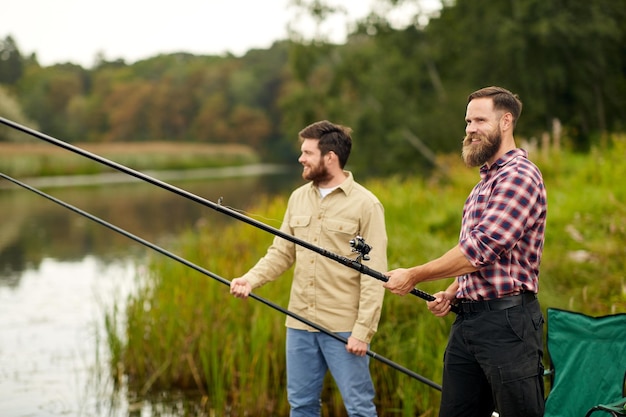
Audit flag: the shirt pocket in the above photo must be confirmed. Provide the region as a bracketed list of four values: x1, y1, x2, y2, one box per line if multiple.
[289, 215, 311, 240]
[323, 218, 359, 254]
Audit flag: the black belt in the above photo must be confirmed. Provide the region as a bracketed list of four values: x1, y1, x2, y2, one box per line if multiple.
[458, 292, 536, 313]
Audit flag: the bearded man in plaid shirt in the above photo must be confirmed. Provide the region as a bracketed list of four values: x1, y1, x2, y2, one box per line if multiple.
[384, 86, 547, 417]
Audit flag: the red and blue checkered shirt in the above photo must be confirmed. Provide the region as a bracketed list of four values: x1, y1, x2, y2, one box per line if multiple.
[457, 148, 547, 301]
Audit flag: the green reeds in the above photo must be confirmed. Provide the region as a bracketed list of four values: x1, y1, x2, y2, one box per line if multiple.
[106, 137, 626, 416]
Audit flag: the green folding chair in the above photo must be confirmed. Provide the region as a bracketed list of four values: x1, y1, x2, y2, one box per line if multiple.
[544, 308, 626, 417]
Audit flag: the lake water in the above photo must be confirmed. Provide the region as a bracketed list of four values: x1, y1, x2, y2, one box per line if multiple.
[0, 167, 299, 416]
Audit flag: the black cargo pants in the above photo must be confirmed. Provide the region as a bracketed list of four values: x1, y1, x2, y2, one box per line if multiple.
[438, 294, 545, 417]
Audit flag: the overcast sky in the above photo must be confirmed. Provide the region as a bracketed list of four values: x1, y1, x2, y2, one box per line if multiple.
[2, 0, 381, 68]
[4, 0, 441, 68]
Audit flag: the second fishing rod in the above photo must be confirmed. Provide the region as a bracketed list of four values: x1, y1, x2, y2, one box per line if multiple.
[0, 117, 459, 314]
[0, 172, 442, 390]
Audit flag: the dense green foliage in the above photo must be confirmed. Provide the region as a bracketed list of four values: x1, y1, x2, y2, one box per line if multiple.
[106, 139, 626, 416]
[2, 0, 625, 176]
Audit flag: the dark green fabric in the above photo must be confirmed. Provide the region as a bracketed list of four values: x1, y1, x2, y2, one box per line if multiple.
[545, 308, 626, 417]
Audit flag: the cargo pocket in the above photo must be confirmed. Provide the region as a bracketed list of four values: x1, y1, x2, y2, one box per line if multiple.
[500, 357, 540, 384]
[497, 357, 545, 416]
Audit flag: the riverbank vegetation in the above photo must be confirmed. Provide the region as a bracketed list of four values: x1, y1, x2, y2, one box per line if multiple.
[105, 138, 625, 416]
[0, 141, 259, 177]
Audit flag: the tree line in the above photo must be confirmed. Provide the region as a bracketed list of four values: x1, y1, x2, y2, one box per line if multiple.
[1, 0, 624, 176]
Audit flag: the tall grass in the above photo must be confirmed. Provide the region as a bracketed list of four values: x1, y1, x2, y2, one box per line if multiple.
[106, 138, 626, 416]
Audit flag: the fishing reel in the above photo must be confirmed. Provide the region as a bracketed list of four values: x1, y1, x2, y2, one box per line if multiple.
[349, 235, 371, 262]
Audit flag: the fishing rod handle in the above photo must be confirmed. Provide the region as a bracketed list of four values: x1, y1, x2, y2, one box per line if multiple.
[408, 286, 461, 314]
[368, 266, 435, 301]
[358, 263, 460, 314]
[349, 238, 460, 314]
[409, 289, 461, 314]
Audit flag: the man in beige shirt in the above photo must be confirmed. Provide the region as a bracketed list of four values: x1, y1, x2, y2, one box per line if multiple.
[230, 120, 387, 417]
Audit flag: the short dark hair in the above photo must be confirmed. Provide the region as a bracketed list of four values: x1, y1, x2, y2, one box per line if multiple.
[468, 86, 523, 127]
[298, 120, 352, 168]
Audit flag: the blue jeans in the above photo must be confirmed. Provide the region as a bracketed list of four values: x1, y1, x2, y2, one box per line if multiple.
[286, 328, 378, 417]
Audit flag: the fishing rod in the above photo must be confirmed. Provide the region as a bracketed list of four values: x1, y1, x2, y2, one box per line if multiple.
[0, 172, 442, 391]
[0, 117, 459, 314]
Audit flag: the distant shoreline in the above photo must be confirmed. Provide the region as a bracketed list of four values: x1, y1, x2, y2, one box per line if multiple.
[0, 163, 290, 189]
[0, 141, 265, 179]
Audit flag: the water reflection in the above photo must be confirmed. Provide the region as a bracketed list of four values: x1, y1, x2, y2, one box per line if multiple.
[0, 170, 298, 286]
[0, 257, 134, 416]
[0, 169, 300, 416]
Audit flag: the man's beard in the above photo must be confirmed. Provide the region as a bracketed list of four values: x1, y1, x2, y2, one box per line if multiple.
[302, 160, 332, 185]
[462, 128, 502, 167]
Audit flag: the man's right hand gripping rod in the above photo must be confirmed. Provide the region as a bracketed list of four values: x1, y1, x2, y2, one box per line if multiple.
[349, 236, 460, 315]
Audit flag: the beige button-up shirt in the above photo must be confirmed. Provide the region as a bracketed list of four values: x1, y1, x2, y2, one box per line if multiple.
[241, 171, 387, 343]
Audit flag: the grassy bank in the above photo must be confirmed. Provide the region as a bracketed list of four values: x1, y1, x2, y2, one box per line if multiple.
[0, 141, 259, 177]
[106, 138, 626, 416]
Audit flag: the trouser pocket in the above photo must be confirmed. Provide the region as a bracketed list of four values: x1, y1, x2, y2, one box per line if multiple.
[494, 357, 545, 417]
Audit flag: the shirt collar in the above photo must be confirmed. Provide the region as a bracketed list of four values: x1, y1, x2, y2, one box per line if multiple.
[480, 148, 527, 178]
[308, 171, 354, 195]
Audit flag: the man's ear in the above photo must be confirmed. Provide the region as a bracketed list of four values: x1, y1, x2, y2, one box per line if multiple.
[501, 112, 514, 131]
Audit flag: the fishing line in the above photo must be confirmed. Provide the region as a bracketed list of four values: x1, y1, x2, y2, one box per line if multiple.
[0, 116, 459, 314]
[0, 172, 442, 391]
[218, 198, 284, 229]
